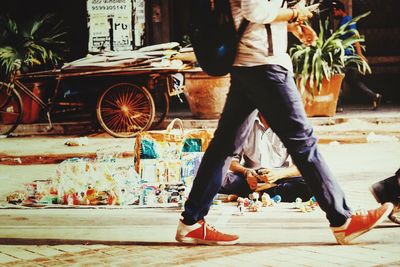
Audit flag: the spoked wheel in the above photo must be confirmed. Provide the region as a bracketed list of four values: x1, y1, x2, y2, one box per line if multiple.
[96, 83, 155, 138]
[150, 88, 169, 129]
[0, 82, 23, 136]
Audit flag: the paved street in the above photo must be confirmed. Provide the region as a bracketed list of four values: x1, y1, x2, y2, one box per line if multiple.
[0, 107, 399, 266]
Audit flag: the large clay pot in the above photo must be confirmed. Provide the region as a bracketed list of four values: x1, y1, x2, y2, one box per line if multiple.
[300, 74, 344, 117]
[183, 70, 230, 119]
[21, 82, 45, 124]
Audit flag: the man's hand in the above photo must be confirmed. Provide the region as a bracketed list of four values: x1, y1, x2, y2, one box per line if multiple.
[257, 168, 286, 184]
[263, 169, 287, 183]
[294, 0, 314, 22]
[299, 23, 318, 45]
[245, 169, 258, 190]
[289, 22, 317, 46]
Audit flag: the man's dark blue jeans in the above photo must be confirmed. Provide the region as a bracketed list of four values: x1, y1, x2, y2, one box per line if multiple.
[181, 64, 352, 227]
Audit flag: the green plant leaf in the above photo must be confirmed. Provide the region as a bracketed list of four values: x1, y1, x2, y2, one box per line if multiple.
[0, 13, 67, 79]
[290, 12, 371, 96]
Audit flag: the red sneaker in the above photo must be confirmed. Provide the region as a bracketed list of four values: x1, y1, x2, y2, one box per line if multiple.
[331, 202, 394, 245]
[175, 219, 239, 245]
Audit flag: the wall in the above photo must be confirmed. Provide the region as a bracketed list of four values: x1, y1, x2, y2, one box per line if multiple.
[353, 0, 400, 103]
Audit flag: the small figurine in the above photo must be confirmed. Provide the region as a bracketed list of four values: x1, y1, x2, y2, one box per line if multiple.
[272, 194, 282, 203]
[295, 197, 303, 209]
[236, 198, 245, 215]
[261, 193, 274, 207]
[249, 192, 259, 201]
[77, 191, 85, 205]
[295, 196, 318, 213]
[85, 184, 97, 205]
[6, 191, 27, 205]
[261, 193, 270, 206]
[243, 198, 250, 207]
[248, 203, 259, 212]
[67, 194, 75, 205]
[300, 204, 307, 213]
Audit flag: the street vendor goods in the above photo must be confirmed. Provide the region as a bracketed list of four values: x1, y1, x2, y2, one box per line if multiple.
[5, 149, 205, 207]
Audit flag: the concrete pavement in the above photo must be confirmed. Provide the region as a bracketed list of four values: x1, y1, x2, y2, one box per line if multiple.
[4, 104, 400, 137]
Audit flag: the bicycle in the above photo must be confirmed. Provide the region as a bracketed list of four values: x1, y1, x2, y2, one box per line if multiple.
[0, 68, 184, 138]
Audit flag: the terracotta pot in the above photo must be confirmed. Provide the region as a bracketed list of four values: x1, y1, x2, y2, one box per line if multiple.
[184, 70, 230, 119]
[300, 74, 344, 117]
[21, 82, 45, 124]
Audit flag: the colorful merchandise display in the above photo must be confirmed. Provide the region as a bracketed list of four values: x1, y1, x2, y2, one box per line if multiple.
[5, 151, 204, 207]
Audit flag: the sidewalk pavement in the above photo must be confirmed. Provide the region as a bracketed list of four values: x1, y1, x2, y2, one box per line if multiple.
[1, 105, 399, 164]
[5, 104, 400, 138]
[0, 104, 399, 266]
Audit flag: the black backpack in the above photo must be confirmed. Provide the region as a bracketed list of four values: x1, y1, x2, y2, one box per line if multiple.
[189, 0, 249, 77]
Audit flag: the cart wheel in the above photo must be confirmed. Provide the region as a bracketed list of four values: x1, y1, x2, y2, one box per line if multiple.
[151, 88, 169, 129]
[97, 83, 155, 138]
[0, 82, 23, 136]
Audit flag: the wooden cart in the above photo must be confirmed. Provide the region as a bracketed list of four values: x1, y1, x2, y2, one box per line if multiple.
[0, 65, 185, 138]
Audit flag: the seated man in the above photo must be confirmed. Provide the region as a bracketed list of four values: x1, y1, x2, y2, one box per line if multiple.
[220, 110, 313, 202]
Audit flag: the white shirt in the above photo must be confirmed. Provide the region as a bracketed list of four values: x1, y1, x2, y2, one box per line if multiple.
[230, 0, 293, 72]
[233, 113, 291, 169]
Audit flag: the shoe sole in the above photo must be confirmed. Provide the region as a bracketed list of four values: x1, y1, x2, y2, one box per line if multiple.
[175, 235, 239, 245]
[389, 214, 400, 224]
[336, 203, 394, 245]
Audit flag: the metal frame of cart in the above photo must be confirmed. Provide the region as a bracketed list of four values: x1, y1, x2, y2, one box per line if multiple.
[0, 66, 185, 138]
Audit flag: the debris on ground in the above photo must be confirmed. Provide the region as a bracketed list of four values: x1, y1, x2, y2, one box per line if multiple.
[64, 137, 89, 146]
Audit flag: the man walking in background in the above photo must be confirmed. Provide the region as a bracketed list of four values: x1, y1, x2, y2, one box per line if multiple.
[332, 0, 382, 111]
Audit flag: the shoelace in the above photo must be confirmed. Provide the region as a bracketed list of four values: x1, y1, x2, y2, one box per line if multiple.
[203, 222, 218, 239]
[352, 208, 367, 216]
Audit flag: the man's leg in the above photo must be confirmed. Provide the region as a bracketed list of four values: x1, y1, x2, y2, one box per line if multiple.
[266, 177, 313, 202]
[235, 64, 393, 244]
[176, 72, 257, 246]
[345, 67, 381, 110]
[220, 172, 252, 197]
[180, 85, 254, 225]
[232, 64, 351, 226]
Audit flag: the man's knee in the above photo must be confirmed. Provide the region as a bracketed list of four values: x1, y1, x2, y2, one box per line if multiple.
[220, 172, 251, 196]
[283, 127, 318, 156]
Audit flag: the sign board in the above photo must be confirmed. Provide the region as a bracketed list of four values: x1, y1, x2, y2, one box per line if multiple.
[87, 0, 133, 52]
[133, 0, 146, 48]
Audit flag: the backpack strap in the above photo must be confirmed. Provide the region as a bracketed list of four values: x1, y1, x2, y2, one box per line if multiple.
[265, 24, 274, 56]
[263, 0, 286, 56]
[237, 0, 287, 57]
[238, 19, 273, 56]
[237, 19, 249, 39]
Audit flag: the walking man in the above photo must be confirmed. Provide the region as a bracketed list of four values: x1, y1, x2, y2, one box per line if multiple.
[176, 0, 393, 245]
[332, 0, 382, 110]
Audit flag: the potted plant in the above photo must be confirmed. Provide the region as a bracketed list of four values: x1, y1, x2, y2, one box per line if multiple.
[290, 13, 371, 117]
[0, 14, 67, 79]
[175, 35, 231, 120]
[182, 68, 231, 119]
[0, 14, 67, 123]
